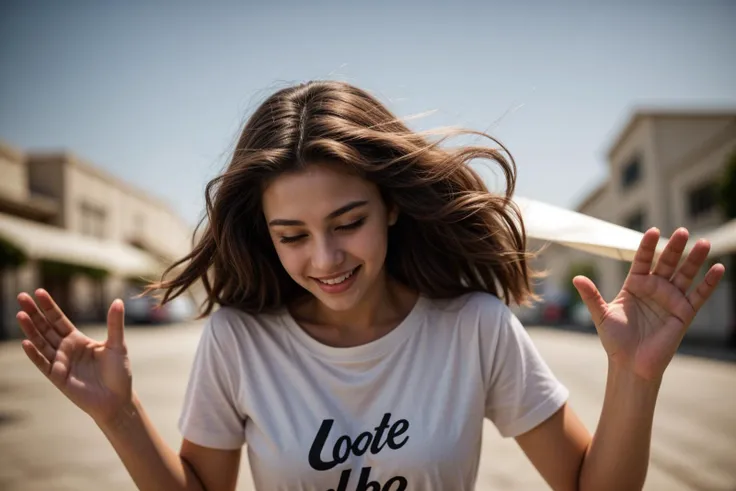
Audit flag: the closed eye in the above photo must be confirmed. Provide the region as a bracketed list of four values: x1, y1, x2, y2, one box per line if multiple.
[279, 217, 366, 244]
[279, 234, 306, 244]
[337, 217, 366, 231]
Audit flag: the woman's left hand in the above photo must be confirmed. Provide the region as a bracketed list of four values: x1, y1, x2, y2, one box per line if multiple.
[573, 227, 726, 382]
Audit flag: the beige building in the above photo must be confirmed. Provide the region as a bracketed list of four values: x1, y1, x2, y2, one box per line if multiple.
[533, 110, 736, 342]
[0, 140, 195, 339]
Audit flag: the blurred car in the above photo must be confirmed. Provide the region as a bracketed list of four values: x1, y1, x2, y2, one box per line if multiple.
[541, 301, 565, 324]
[570, 302, 594, 330]
[570, 302, 596, 332]
[124, 294, 196, 325]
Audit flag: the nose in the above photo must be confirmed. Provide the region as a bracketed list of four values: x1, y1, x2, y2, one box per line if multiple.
[311, 235, 345, 273]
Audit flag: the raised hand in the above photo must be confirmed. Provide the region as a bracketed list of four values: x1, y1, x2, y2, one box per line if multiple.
[573, 227, 725, 382]
[16, 289, 132, 425]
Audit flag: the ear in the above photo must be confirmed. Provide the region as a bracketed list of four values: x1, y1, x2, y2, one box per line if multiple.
[388, 204, 399, 226]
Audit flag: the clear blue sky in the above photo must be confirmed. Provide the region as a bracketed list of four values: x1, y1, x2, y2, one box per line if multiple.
[1, 1, 735, 227]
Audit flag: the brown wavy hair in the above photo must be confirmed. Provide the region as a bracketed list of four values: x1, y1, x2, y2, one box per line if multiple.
[145, 80, 538, 317]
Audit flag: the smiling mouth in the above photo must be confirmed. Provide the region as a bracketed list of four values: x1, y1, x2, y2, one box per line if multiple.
[313, 266, 361, 285]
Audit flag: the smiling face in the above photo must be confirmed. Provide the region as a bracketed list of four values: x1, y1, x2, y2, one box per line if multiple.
[262, 163, 398, 314]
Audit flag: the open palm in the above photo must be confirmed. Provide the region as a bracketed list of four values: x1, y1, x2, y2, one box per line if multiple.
[16, 290, 132, 425]
[573, 227, 725, 382]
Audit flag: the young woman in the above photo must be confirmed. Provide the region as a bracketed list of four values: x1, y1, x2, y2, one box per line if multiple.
[16, 81, 724, 491]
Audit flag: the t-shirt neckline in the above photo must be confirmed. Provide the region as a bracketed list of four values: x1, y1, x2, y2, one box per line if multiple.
[281, 295, 428, 362]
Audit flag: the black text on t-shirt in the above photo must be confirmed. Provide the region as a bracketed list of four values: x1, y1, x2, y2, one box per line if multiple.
[308, 412, 409, 490]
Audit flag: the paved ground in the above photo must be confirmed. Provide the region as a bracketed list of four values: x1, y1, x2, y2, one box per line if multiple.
[0, 321, 734, 490]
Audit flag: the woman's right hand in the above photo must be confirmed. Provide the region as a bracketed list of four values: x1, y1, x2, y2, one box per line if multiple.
[16, 289, 133, 427]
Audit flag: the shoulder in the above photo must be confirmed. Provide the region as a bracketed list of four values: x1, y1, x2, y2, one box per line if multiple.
[423, 292, 526, 351]
[425, 291, 513, 326]
[207, 305, 257, 328]
[200, 306, 285, 348]
[207, 305, 283, 329]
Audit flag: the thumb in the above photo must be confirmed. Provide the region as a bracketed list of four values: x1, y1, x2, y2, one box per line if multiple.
[572, 276, 607, 327]
[106, 299, 126, 350]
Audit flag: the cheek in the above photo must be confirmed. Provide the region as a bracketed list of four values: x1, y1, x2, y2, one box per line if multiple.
[346, 224, 389, 265]
[272, 244, 307, 279]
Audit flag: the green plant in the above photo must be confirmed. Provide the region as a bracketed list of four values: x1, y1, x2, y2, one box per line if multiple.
[0, 236, 27, 267]
[566, 261, 598, 306]
[719, 151, 736, 219]
[718, 151, 736, 347]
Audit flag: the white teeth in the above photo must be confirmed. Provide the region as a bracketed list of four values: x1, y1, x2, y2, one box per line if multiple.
[319, 269, 355, 285]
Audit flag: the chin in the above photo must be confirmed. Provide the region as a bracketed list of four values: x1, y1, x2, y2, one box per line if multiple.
[311, 290, 363, 312]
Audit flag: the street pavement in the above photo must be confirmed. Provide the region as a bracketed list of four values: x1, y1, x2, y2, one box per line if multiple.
[0, 321, 734, 491]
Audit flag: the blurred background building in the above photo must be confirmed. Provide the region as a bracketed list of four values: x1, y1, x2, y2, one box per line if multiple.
[525, 109, 736, 344]
[0, 139, 197, 339]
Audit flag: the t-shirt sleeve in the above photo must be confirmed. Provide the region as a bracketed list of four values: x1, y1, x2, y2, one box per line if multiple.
[178, 312, 246, 449]
[483, 302, 569, 438]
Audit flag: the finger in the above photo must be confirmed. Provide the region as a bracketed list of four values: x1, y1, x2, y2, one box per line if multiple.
[34, 289, 75, 337]
[652, 228, 688, 280]
[687, 263, 726, 312]
[47, 350, 70, 388]
[672, 239, 711, 293]
[16, 311, 57, 362]
[23, 339, 68, 391]
[106, 299, 126, 351]
[628, 228, 661, 276]
[21, 340, 53, 377]
[17, 292, 63, 349]
[572, 275, 607, 327]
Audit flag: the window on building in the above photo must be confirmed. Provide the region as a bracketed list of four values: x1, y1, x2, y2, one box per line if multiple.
[29, 180, 49, 197]
[624, 210, 646, 232]
[621, 156, 642, 190]
[79, 202, 106, 239]
[687, 181, 718, 219]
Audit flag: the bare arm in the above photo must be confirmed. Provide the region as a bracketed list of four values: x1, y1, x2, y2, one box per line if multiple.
[515, 403, 590, 491]
[578, 368, 658, 491]
[98, 393, 241, 491]
[516, 372, 657, 491]
[97, 393, 204, 491]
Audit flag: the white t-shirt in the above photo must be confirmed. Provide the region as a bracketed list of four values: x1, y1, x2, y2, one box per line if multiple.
[178, 292, 569, 491]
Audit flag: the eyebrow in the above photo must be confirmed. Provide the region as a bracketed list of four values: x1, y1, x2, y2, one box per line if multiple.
[268, 200, 368, 227]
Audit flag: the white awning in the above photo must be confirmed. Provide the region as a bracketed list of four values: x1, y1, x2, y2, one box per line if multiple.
[0, 212, 162, 277]
[514, 197, 667, 261]
[698, 218, 736, 258]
